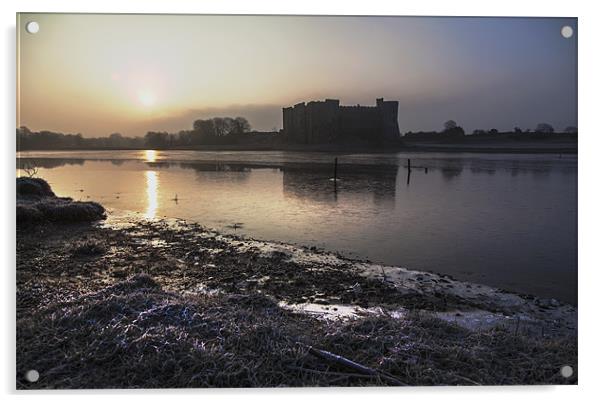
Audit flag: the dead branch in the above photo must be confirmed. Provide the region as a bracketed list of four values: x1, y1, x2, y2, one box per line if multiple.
[306, 345, 407, 386]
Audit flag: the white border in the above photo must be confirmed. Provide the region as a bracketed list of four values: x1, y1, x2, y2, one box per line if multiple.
[3, 1, 600, 402]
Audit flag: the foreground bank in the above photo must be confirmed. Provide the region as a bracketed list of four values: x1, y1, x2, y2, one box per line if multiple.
[16, 180, 577, 388]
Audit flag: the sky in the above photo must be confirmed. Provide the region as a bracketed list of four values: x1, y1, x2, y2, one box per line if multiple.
[17, 14, 577, 136]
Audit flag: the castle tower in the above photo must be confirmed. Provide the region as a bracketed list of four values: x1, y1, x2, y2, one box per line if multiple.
[376, 98, 400, 141]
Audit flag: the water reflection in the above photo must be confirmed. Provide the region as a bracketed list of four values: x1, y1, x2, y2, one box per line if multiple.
[282, 164, 398, 207]
[438, 159, 465, 181]
[145, 171, 159, 219]
[144, 150, 158, 163]
[17, 158, 85, 169]
[17, 153, 577, 178]
[14, 150, 577, 303]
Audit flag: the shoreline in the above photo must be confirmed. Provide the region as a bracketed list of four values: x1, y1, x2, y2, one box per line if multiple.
[17, 140, 577, 155]
[17, 204, 577, 388]
[104, 212, 578, 332]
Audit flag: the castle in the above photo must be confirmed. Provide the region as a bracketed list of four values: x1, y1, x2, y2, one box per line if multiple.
[282, 98, 400, 144]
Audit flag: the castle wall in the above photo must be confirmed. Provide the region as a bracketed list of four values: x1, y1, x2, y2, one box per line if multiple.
[283, 107, 294, 141]
[282, 98, 400, 144]
[306, 99, 339, 143]
[293, 103, 308, 143]
[339, 106, 382, 141]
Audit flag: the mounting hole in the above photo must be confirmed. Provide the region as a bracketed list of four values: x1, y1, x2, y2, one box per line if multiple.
[25, 369, 39, 383]
[560, 365, 573, 378]
[25, 21, 40, 34]
[561, 25, 573, 39]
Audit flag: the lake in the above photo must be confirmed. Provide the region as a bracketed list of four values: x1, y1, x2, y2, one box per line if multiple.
[17, 150, 578, 304]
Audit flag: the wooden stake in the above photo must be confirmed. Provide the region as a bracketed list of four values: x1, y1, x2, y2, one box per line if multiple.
[333, 157, 338, 192]
[334, 157, 338, 180]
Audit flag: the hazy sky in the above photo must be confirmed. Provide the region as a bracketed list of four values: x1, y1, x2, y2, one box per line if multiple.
[18, 14, 577, 136]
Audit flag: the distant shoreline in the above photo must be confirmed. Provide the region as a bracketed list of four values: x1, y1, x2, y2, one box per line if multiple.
[403, 143, 577, 154]
[17, 141, 577, 155]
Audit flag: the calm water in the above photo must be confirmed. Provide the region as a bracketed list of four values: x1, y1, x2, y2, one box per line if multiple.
[17, 150, 577, 304]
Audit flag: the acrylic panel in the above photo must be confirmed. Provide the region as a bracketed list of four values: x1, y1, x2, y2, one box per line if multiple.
[16, 13, 577, 389]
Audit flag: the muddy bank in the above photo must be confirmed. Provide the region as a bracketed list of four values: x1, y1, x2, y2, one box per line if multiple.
[17, 207, 577, 388]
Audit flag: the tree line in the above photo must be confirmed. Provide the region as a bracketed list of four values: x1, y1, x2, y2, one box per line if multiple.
[146, 117, 252, 148]
[16, 127, 146, 150]
[17, 116, 578, 150]
[17, 116, 262, 150]
[404, 120, 578, 139]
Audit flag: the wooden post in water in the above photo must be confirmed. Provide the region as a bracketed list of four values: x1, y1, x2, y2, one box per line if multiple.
[408, 158, 411, 171]
[334, 157, 338, 180]
[333, 157, 338, 192]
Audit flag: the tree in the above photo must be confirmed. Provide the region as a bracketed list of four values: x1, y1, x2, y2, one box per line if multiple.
[514, 127, 523, 133]
[17, 126, 32, 136]
[192, 116, 252, 138]
[488, 128, 499, 135]
[192, 119, 216, 143]
[535, 123, 554, 134]
[231, 117, 251, 134]
[178, 130, 192, 145]
[212, 117, 228, 136]
[442, 120, 464, 136]
[144, 131, 169, 148]
[72, 133, 84, 147]
[193, 119, 205, 132]
[108, 133, 124, 147]
[214, 117, 240, 136]
[564, 126, 578, 134]
[444, 120, 458, 131]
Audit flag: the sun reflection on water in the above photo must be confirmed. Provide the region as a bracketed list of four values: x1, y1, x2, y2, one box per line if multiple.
[144, 150, 157, 162]
[145, 171, 159, 219]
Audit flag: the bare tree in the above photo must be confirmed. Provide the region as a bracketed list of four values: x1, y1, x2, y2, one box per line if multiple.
[443, 120, 465, 136]
[21, 162, 38, 178]
[444, 120, 458, 131]
[232, 117, 251, 134]
[212, 117, 227, 136]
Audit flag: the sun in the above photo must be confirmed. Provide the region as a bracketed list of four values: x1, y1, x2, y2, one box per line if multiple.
[137, 89, 157, 107]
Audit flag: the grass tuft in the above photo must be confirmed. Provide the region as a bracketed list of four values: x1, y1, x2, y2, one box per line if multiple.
[17, 177, 105, 224]
[71, 238, 108, 257]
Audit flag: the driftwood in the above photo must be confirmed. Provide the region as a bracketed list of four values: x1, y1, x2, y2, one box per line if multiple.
[306, 345, 407, 386]
[291, 366, 380, 380]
